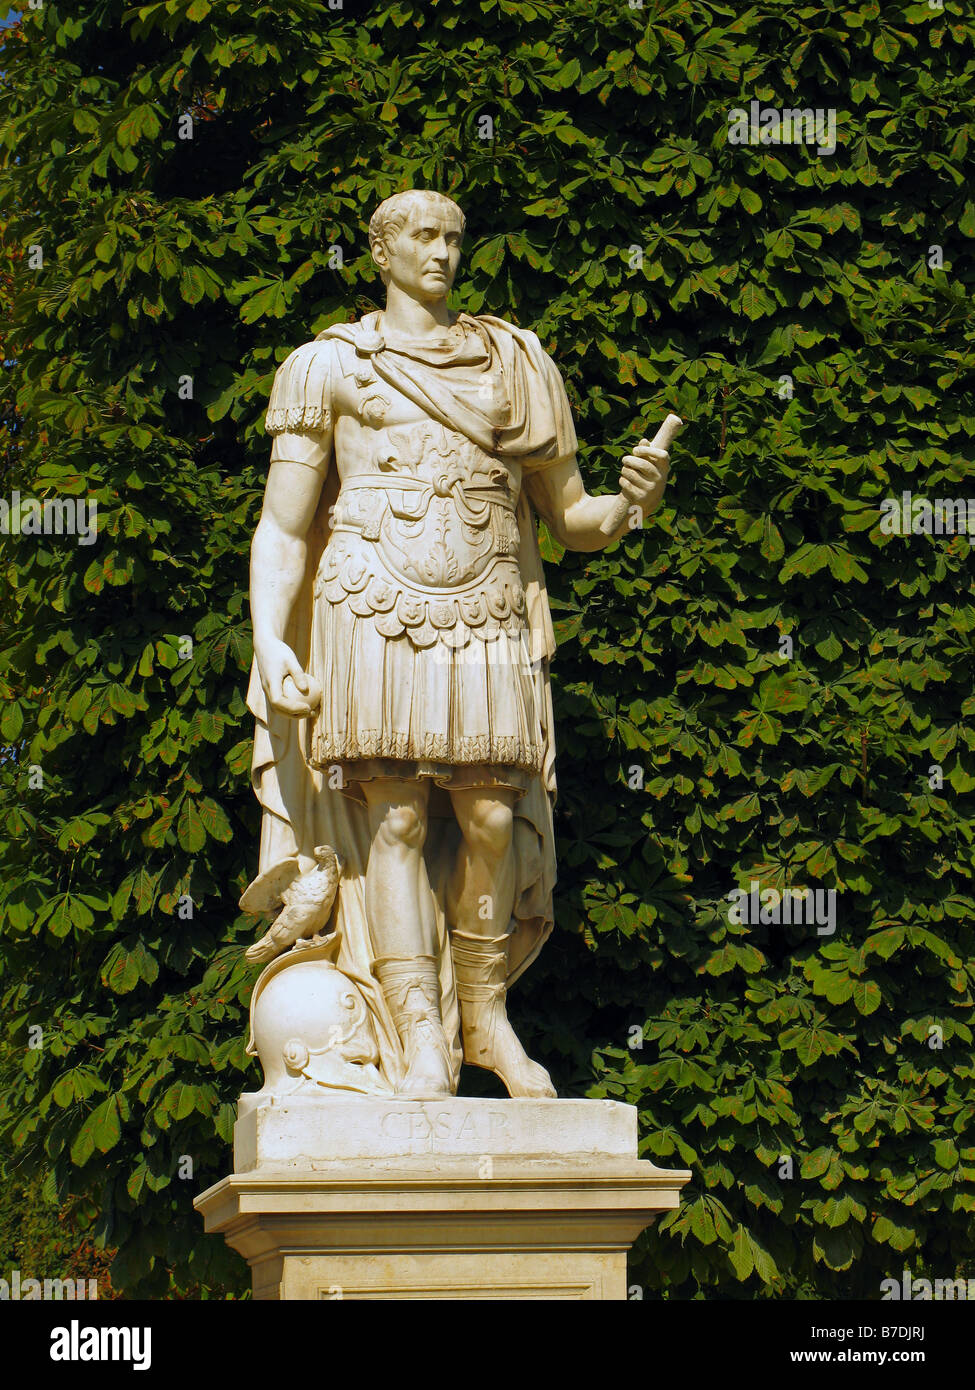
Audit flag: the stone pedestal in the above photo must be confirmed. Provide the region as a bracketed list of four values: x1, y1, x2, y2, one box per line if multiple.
[195, 1096, 690, 1300]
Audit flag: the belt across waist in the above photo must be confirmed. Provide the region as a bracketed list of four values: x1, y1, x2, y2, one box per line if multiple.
[340, 472, 516, 526]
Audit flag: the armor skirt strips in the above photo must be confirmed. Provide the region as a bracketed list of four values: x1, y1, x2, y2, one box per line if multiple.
[308, 581, 545, 798]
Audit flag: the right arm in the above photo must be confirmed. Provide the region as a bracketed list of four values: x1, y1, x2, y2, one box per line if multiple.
[251, 428, 331, 717]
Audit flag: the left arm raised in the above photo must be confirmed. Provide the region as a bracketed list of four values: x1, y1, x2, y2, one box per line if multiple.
[524, 440, 670, 552]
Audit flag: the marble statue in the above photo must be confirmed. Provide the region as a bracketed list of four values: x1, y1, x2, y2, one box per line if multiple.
[241, 189, 675, 1106]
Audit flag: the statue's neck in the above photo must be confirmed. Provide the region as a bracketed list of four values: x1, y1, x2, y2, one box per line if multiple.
[379, 285, 455, 344]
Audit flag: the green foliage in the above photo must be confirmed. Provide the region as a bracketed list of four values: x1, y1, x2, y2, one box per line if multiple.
[1, 0, 974, 1298]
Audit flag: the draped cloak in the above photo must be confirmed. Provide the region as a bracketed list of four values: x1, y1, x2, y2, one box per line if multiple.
[244, 311, 576, 1091]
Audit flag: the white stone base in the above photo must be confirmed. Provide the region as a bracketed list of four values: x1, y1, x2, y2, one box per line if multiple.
[234, 1094, 638, 1168]
[195, 1096, 690, 1300]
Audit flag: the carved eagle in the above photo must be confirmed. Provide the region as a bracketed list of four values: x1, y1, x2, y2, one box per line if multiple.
[244, 845, 340, 965]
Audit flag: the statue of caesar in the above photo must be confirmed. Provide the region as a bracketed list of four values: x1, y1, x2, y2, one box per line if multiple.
[246, 189, 670, 1102]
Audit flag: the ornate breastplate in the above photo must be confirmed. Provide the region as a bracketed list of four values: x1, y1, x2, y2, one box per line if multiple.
[316, 423, 527, 648]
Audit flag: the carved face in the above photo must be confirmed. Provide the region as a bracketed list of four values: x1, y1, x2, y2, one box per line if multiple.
[374, 201, 464, 304]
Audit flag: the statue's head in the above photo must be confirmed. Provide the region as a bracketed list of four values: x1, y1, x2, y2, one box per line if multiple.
[368, 189, 466, 302]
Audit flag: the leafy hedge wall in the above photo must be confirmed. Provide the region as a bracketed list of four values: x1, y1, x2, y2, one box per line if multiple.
[1, 0, 973, 1298]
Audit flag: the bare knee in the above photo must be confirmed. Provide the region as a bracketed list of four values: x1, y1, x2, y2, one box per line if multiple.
[461, 800, 513, 863]
[373, 800, 427, 853]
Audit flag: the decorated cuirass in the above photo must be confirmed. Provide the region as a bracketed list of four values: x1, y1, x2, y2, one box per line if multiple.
[315, 421, 527, 649]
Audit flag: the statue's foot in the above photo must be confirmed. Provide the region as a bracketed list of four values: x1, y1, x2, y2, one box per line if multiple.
[375, 955, 455, 1099]
[397, 1017, 454, 1099]
[452, 930, 557, 1099]
[462, 1014, 557, 1099]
